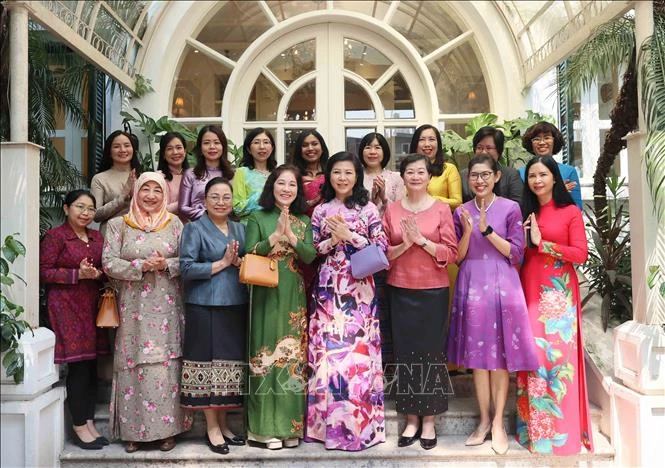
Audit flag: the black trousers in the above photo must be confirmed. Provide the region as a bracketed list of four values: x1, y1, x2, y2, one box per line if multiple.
[66, 359, 98, 426]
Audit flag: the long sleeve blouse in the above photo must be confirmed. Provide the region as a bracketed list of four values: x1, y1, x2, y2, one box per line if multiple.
[179, 212, 249, 306]
[428, 162, 462, 210]
[90, 167, 132, 235]
[382, 199, 458, 289]
[178, 167, 223, 222]
[363, 168, 406, 214]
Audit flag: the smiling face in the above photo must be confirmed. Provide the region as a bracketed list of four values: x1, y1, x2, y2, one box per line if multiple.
[527, 162, 555, 201]
[362, 138, 384, 170]
[468, 161, 500, 198]
[531, 132, 555, 157]
[205, 182, 233, 221]
[301, 134, 323, 164]
[402, 159, 431, 194]
[136, 181, 164, 215]
[163, 137, 186, 169]
[330, 160, 357, 200]
[249, 132, 273, 165]
[416, 128, 438, 160]
[64, 195, 96, 230]
[273, 170, 298, 208]
[110, 134, 134, 166]
[474, 136, 500, 161]
[201, 131, 224, 165]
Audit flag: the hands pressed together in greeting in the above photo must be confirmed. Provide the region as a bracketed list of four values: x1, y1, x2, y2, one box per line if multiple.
[399, 216, 426, 248]
[78, 258, 103, 280]
[523, 213, 542, 246]
[269, 208, 298, 247]
[142, 250, 169, 272]
[371, 175, 387, 206]
[326, 214, 354, 245]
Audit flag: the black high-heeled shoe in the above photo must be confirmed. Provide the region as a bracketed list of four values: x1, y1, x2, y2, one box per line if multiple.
[223, 434, 246, 446]
[397, 427, 421, 447]
[206, 434, 230, 455]
[72, 432, 103, 450]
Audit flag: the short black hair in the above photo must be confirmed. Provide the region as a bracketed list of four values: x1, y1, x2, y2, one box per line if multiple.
[64, 189, 96, 208]
[204, 177, 233, 198]
[241, 127, 277, 171]
[321, 152, 369, 209]
[409, 124, 444, 176]
[472, 126, 504, 156]
[399, 153, 432, 177]
[97, 130, 141, 173]
[290, 129, 330, 175]
[258, 164, 306, 215]
[157, 132, 189, 181]
[521, 156, 574, 219]
[522, 121, 565, 156]
[467, 154, 499, 174]
[358, 132, 391, 169]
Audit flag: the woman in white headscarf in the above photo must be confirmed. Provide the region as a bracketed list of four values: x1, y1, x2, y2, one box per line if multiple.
[102, 172, 192, 453]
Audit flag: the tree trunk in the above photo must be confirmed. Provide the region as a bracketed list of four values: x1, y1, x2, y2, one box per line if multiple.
[592, 47, 638, 234]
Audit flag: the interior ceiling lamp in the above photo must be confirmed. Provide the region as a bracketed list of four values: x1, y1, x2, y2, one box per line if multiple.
[467, 90, 477, 101]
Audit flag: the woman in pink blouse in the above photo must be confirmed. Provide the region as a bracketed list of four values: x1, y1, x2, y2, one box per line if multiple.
[382, 153, 458, 450]
[359, 132, 405, 215]
[157, 132, 189, 222]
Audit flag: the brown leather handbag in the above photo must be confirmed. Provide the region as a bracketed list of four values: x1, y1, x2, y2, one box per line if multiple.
[239, 254, 278, 288]
[96, 287, 120, 328]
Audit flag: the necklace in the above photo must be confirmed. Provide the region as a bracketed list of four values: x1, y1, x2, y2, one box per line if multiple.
[255, 168, 270, 176]
[404, 196, 431, 214]
[474, 194, 496, 212]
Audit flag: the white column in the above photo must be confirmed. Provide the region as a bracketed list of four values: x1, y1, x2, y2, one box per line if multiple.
[611, 2, 665, 467]
[8, 2, 29, 142]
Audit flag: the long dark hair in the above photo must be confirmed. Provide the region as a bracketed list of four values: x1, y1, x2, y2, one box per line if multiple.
[241, 128, 277, 171]
[521, 156, 574, 219]
[157, 132, 189, 181]
[522, 121, 565, 156]
[97, 130, 141, 173]
[358, 132, 391, 169]
[193, 125, 234, 181]
[291, 129, 330, 175]
[321, 152, 369, 209]
[409, 124, 444, 176]
[258, 164, 306, 215]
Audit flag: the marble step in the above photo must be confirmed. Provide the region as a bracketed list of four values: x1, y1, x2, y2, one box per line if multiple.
[84, 396, 601, 444]
[60, 426, 614, 467]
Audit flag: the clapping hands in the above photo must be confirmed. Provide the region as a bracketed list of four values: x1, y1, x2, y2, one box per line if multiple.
[142, 250, 168, 272]
[326, 214, 353, 244]
[78, 258, 102, 280]
[400, 216, 425, 247]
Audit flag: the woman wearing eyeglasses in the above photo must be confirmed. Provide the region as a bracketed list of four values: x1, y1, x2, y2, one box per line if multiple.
[518, 122, 583, 209]
[448, 155, 537, 455]
[40, 190, 108, 450]
[179, 177, 249, 455]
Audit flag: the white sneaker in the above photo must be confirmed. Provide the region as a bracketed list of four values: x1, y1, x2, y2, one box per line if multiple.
[283, 438, 299, 448]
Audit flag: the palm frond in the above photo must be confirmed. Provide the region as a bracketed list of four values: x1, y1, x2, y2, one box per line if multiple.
[641, 12, 665, 222]
[559, 15, 635, 99]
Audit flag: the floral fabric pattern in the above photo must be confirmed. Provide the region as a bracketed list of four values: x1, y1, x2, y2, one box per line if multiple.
[306, 199, 387, 451]
[516, 201, 593, 455]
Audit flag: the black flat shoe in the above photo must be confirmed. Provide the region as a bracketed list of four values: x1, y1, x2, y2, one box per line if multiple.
[397, 428, 421, 447]
[420, 436, 437, 450]
[223, 435, 246, 446]
[95, 436, 110, 446]
[206, 434, 229, 455]
[72, 432, 103, 450]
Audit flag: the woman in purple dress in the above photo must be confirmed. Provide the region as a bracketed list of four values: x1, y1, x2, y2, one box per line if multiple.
[40, 190, 108, 449]
[306, 152, 387, 451]
[448, 155, 538, 455]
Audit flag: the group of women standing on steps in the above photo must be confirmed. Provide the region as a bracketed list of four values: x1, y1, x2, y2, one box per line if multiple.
[40, 120, 593, 457]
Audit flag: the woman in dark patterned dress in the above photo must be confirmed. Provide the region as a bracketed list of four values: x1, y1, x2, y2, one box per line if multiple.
[40, 190, 108, 450]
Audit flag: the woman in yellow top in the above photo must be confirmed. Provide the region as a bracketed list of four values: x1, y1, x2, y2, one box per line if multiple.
[409, 124, 462, 210]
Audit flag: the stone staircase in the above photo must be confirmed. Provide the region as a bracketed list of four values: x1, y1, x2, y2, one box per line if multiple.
[60, 374, 614, 467]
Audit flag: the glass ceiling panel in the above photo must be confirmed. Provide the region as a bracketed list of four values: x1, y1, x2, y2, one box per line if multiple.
[266, 1, 327, 21]
[390, 1, 463, 57]
[196, 1, 272, 61]
[530, 1, 570, 51]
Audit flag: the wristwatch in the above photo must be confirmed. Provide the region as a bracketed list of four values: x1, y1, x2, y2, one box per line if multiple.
[481, 226, 494, 237]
